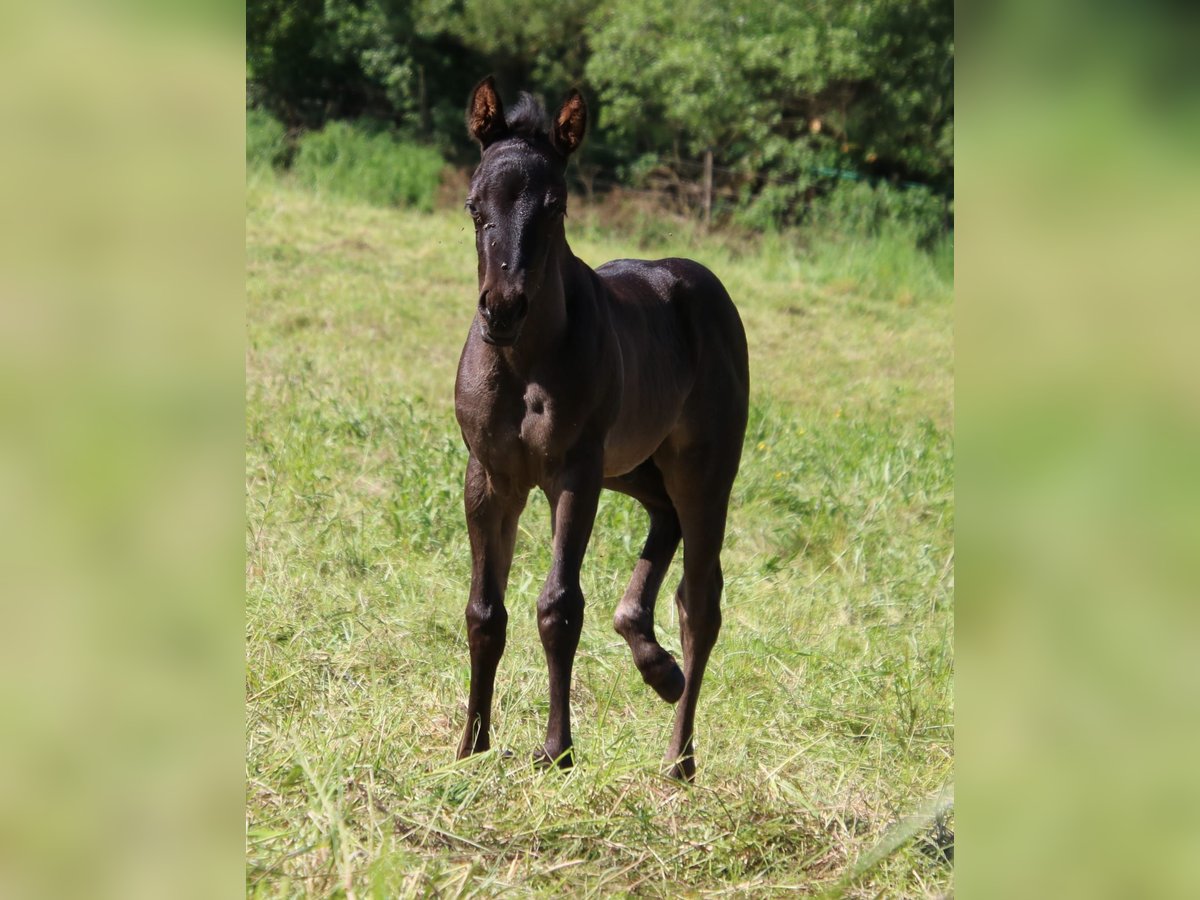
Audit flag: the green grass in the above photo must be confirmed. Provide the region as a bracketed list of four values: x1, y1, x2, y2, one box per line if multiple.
[291, 121, 444, 211]
[246, 179, 954, 897]
[247, 108, 290, 172]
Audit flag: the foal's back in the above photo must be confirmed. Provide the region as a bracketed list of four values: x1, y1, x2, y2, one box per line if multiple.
[597, 256, 747, 371]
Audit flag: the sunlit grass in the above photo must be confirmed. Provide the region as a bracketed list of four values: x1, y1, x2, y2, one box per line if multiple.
[246, 178, 953, 896]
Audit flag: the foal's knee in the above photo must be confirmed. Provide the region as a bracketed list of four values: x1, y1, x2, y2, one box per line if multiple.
[465, 598, 507, 657]
[537, 583, 584, 651]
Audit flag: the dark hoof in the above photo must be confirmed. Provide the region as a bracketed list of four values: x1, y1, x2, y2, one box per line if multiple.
[532, 746, 575, 770]
[664, 755, 696, 783]
[647, 661, 686, 704]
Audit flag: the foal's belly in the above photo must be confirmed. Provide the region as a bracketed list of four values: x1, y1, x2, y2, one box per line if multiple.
[602, 421, 671, 478]
[601, 389, 686, 477]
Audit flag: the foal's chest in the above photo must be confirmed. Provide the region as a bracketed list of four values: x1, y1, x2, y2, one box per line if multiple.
[457, 373, 578, 486]
[514, 384, 558, 450]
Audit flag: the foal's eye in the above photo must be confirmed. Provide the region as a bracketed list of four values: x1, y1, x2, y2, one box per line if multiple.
[465, 200, 480, 219]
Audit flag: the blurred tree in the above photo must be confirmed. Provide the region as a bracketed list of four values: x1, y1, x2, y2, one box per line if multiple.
[245, 0, 953, 231]
[416, 0, 599, 98]
[587, 0, 952, 225]
[247, 0, 419, 127]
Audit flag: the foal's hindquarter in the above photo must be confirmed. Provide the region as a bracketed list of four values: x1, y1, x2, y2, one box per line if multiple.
[455, 252, 748, 780]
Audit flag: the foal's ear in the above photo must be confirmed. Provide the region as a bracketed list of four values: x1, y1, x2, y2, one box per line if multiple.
[551, 89, 588, 157]
[466, 76, 507, 149]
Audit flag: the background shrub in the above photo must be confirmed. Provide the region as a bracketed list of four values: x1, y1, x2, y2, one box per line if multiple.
[291, 122, 444, 210]
[809, 181, 950, 248]
[246, 107, 289, 172]
[247, 0, 953, 241]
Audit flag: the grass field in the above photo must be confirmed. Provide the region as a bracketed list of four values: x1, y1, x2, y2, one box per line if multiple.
[246, 172, 954, 897]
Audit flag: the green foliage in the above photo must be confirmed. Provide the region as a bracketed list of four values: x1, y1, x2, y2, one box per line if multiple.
[246, 108, 289, 172]
[809, 181, 951, 248]
[245, 0, 953, 234]
[247, 0, 418, 127]
[588, 1, 867, 156]
[588, 0, 952, 229]
[416, 0, 599, 99]
[733, 181, 813, 234]
[291, 122, 444, 210]
[845, 0, 955, 188]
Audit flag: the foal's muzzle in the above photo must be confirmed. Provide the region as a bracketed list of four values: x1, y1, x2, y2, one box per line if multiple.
[478, 290, 528, 346]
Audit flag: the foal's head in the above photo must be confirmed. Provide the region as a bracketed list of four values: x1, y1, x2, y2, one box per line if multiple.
[464, 77, 587, 346]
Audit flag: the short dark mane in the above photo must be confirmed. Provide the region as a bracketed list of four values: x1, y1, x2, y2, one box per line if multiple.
[506, 92, 550, 140]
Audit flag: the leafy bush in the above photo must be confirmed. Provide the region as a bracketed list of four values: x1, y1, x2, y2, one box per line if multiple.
[247, 0, 952, 234]
[809, 181, 950, 248]
[730, 175, 950, 248]
[732, 181, 812, 233]
[248, 0, 420, 128]
[246, 107, 289, 172]
[292, 122, 444, 210]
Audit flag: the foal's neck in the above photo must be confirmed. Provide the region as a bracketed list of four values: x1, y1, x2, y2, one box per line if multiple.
[504, 234, 582, 370]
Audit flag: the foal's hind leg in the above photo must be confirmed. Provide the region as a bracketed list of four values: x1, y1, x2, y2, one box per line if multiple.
[606, 462, 685, 703]
[659, 459, 736, 782]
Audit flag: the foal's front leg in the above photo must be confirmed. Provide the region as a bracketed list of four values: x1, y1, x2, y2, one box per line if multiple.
[457, 455, 526, 759]
[535, 452, 602, 769]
